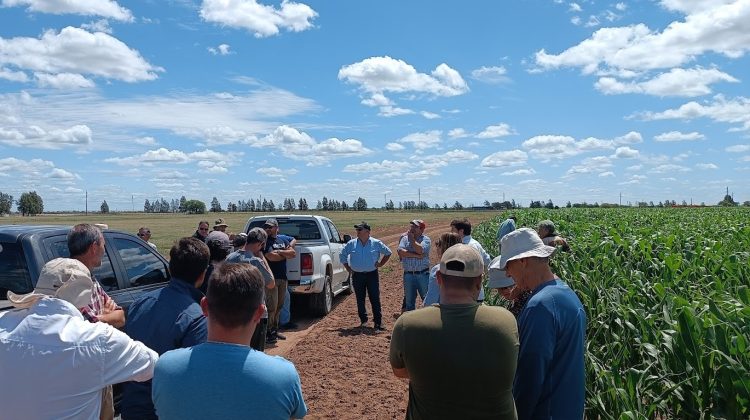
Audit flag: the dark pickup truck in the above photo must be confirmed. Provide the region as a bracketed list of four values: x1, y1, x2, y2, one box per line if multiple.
[0, 224, 170, 311]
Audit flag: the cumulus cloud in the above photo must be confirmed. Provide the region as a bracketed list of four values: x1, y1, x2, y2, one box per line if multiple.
[104, 147, 239, 174]
[422, 149, 478, 168]
[343, 160, 410, 173]
[470, 66, 510, 84]
[257, 167, 298, 177]
[659, 0, 736, 14]
[208, 44, 232, 55]
[480, 149, 528, 168]
[386, 142, 405, 151]
[696, 163, 718, 169]
[393, 130, 442, 151]
[2, 0, 133, 21]
[595, 67, 738, 97]
[650, 163, 689, 173]
[200, 0, 318, 37]
[80, 19, 113, 34]
[613, 146, 640, 158]
[566, 156, 613, 175]
[0, 27, 162, 87]
[654, 131, 705, 141]
[0, 124, 92, 149]
[0, 157, 76, 184]
[502, 168, 536, 176]
[448, 128, 470, 139]
[338, 56, 468, 116]
[257, 125, 373, 165]
[636, 95, 750, 131]
[476, 123, 517, 139]
[726, 144, 750, 153]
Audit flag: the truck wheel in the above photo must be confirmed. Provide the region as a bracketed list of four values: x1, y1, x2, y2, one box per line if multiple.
[311, 274, 333, 316]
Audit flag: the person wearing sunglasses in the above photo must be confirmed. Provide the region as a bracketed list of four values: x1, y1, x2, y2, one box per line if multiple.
[138, 227, 157, 251]
[192, 220, 210, 242]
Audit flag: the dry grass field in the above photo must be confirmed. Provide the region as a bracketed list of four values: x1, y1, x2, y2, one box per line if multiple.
[2, 210, 498, 255]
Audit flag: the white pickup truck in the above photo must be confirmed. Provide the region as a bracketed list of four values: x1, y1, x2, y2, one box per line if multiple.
[243, 215, 353, 315]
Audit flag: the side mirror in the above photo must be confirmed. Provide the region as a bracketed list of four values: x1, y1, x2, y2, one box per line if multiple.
[343, 234, 351, 242]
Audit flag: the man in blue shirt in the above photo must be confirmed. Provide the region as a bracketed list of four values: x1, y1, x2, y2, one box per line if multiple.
[496, 215, 517, 254]
[263, 218, 297, 343]
[397, 219, 431, 311]
[340, 221, 392, 330]
[499, 228, 586, 419]
[152, 263, 307, 420]
[121, 237, 210, 420]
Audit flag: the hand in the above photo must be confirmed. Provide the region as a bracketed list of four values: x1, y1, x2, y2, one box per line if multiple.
[102, 298, 117, 314]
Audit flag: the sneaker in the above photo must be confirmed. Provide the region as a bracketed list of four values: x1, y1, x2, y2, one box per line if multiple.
[359, 322, 367, 328]
[266, 334, 278, 344]
[276, 332, 287, 340]
[374, 324, 386, 331]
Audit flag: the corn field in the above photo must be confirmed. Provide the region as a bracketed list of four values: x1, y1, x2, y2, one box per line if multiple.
[473, 207, 750, 419]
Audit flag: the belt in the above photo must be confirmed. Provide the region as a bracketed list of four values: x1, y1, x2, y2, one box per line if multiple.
[404, 268, 429, 274]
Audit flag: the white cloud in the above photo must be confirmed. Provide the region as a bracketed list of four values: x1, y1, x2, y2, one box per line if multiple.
[654, 131, 705, 142]
[480, 149, 528, 168]
[659, 0, 736, 14]
[569, 3, 582, 12]
[0, 27, 162, 86]
[200, 0, 318, 38]
[477, 123, 517, 139]
[208, 44, 232, 55]
[627, 164, 643, 171]
[651, 163, 689, 173]
[386, 142, 405, 151]
[614, 146, 639, 158]
[257, 125, 372, 165]
[49, 168, 79, 180]
[535, 2, 750, 74]
[726, 144, 750, 153]
[395, 130, 442, 151]
[615, 2, 627, 11]
[566, 156, 613, 175]
[595, 67, 738, 97]
[0, 124, 92, 149]
[448, 128, 470, 139]
[343, 160, 410, 173]
[614, 131, 643, 144]
[339, 56, 468, 116]
[0, 67, 29, 82]
[257, 167, 298, 177]
[421, 111, 440, 119]
[80, 19, 113, 34]
[35, 72, 95, 89]
[637, 95, 750, 131]
[599, 171, 615, 177]
[522, 135, 580, 160]
[502, 168, 536, 176]
[470, 66, 510, 84]
[2, 0, 133, 21]
[696, 163, 718, 169]
[134, 136, 157, 146]
[105, 148, 191, 166]
[422, 149, 478, 168]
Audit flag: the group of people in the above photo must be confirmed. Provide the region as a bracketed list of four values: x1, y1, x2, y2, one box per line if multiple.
[1, 214, 584, 419]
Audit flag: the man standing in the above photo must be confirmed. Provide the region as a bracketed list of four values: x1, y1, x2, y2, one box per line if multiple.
[138, 226, 157, 250]
[121, 237, 210, 420]
[1, 258, 158, 420]
[68, 223, 126, 328]
[214, 218, 228, 233]
[152, 263, 307, 419]
[263, 218, 296, 342]
[496, 215, 517, 254]
[226, 227, 276, 350]
[499, 228, 586, 419]
[397, 219, 431, 311]
[389, 244, 519, 419]
[450, 218, 491, 302]
[192, 220, 210, 242]
[340, 221, 392, 330]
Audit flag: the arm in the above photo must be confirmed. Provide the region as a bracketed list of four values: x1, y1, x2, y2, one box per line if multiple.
[377, 254, 391, 268]
[102, 325, 159, 385]
[180, 314, 208, 347]
[513, 305, 555, 419]
[98, 309, 126, 328]
[389, 319, 409, 379]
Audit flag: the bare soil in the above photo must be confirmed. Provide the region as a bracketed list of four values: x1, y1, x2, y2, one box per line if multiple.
[266, 219, 489, 419]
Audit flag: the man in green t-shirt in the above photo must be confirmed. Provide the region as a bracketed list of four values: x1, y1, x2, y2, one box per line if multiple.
[389, 244, 519, 420]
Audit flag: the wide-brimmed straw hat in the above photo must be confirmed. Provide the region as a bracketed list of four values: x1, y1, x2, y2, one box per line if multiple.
[497, 228, 556, 270]
[7, 258, 93, 309]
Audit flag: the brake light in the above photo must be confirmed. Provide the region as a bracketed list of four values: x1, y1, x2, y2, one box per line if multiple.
[301, 253, 313, 276]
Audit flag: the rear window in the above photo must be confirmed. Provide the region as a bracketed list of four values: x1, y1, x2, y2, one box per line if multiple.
[247, 219, 322, 240]
[0, 242, 32, 299]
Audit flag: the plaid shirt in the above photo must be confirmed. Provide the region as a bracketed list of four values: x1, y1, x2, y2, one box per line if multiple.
[80, 276, 119, 323]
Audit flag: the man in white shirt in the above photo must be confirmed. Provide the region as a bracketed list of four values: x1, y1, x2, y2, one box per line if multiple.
[450, 218, 491, 302]
[0, 258, 158, 420]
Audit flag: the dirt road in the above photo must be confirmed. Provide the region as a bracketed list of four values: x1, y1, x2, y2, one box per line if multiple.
[266, 221, 473, 419]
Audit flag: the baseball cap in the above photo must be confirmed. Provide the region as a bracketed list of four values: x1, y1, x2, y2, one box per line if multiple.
[7, 258, 93, 309]
[354, 221, 371, 231]
[206, 230, 232, 251]
[410, 219, 426, 230]
[439, 244, 484, 278]
[263, 218, 278, 228]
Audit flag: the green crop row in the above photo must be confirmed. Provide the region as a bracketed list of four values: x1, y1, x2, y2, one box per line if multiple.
[474, 207, 750, 419]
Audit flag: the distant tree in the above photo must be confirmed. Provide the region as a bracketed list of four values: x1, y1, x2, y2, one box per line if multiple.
[483, 200, 491, 207]
[100, 200, 109, 213]
[179, 195, 187, 212]
[545, 199, 554, 209]
[743, 201, 750, 207]
[385, 199, 395, 210]
[566, 201, 572, 208]
[719, 194, 738, 207]
[353, 197, 368, 211]
[184, 199, 206, 214]
[268, 200, 275, 211]
[0, 192, 13, 215]
[17, 191, 44, 216]
[443, 202, 448, 210]
[210, 197, 222, 212]
[530, 200, 542, 209]
[341, 201, 349, 211]
[144, 199, 151, 213]
[452, 201, 464, 210]
[433, 203, 440, 210]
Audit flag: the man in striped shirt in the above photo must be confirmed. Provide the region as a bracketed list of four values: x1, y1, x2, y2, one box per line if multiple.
[397, 219, 431, 311]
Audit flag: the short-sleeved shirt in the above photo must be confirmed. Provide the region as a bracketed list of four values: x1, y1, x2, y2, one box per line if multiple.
[339, 237, 392, 272]
[122, 278, 207, 419]
[514, 279, 586, 419]
[496, 219, 517, 246]
[153, 342, 307, 420]
[398, 234, 431, 272]
[226, 250, 274, 319]
[390, 303, 519, 419]
[463, 235, 491, 301]
[265, 234, 294, 280]
[422, 264, 441, 306]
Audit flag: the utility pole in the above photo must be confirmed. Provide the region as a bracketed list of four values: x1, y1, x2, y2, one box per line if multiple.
[85, 190, 88, 215]
[418, 188, 421, 207]
[131, 194, 134, 212]
[619, 192, 622, 207]
[384, 193, 387, 209]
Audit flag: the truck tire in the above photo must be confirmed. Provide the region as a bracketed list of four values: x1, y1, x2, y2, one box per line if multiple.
[310, 273, 333, 316]
[343, 273, 354, 295]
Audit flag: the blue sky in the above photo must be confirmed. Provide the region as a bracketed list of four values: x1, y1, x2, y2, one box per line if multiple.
[1, 0, 749, 211]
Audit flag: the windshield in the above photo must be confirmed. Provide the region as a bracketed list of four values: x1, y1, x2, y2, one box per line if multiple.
[247, 219, 322, 240]
[0, 242, 32, 299]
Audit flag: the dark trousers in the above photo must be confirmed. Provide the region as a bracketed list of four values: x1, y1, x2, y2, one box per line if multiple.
[352, 270, 382, 325]
[251, 318, 268, 351]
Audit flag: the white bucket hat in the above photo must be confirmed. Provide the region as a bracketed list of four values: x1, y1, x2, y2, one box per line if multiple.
[7, 258, 94, 309]
[487, 255, 515, 288]
[497, 228, 556, 270]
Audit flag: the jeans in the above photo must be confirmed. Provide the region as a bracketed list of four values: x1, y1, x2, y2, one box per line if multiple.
[280, 286, 291, 326]
[352, 270, 381, 325]
[403, 270, 429, 311]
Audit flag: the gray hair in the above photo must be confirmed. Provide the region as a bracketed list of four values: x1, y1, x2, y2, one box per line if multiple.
[68, 224, 103, 257]
[246, 227, 268, 244]
[537, 220, 556, 235]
